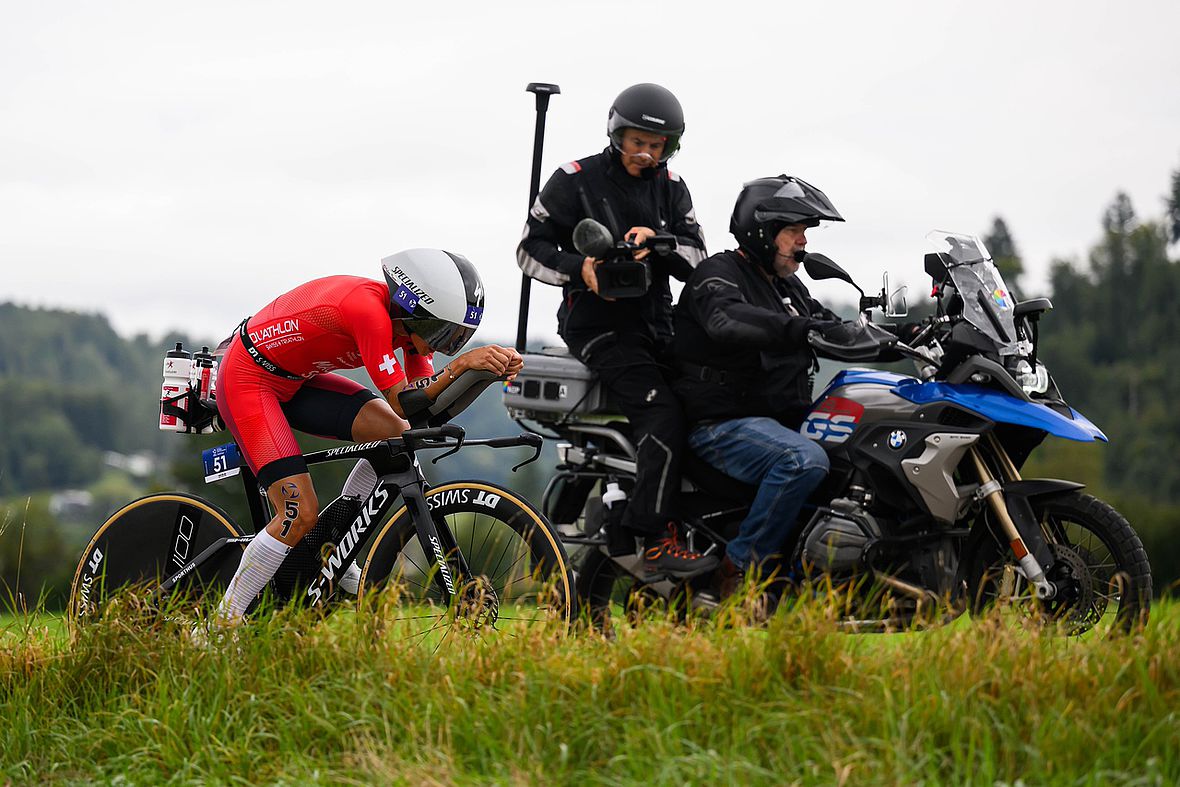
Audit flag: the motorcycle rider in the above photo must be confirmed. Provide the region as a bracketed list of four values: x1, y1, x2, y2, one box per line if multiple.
[211, 249, 522, 628]
[516, 83, 716, 577]
[672, 175, 845, 594]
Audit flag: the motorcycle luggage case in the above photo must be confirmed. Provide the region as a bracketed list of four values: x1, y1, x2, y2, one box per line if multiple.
[503, 349, 605, 418]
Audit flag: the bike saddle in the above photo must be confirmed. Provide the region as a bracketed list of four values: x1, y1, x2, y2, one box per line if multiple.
[808, 319, 896, 362]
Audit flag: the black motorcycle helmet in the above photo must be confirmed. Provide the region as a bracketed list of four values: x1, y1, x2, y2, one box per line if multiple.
[730, 175, 845, 271]
[606, 83, 684, 162]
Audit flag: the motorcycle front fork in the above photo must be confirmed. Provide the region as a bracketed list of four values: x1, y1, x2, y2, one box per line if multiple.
[968, 436, 1057, 600]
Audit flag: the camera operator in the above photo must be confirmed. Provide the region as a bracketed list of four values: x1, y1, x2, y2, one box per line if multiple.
[672, 175, 846, 596]
[516, 83, 715, 576]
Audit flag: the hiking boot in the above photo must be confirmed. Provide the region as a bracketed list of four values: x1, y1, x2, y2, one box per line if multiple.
[717, 556, 779, 622]
[718, 555, 744, 600]
[644, 523, 720, 578]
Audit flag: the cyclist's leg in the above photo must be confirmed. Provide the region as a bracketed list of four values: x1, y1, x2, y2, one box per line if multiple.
[284, 374, 407, 497]
[215, 470, 318, 623]
[213, 351, 321, 623]
[280, 375, 405, 594]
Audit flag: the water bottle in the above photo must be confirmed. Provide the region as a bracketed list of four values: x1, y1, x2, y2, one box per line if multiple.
[601, 479, 633, 556]
[602, 480, 627, 530]
[602, 480, 627, 511]
[159, 342, 193, 432]
[192, 346, 216, 399]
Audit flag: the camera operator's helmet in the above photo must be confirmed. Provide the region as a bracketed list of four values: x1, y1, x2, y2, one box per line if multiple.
[607, 83, 684, 162]
[381, 249, 484, 355]
[730, 175, 845, 269]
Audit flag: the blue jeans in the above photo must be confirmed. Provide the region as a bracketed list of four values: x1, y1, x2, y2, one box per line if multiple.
[688, 417, 829, 570]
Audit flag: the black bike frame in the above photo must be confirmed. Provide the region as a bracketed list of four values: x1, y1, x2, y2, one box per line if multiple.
[157, 425, 543, 606]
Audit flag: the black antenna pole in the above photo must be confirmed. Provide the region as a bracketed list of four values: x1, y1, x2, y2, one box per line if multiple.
[516, 82, 560, 352]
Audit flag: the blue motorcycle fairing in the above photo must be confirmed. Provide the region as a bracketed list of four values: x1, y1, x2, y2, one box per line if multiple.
[816, 368, 916, 395]
[815, 369, 1107, 443]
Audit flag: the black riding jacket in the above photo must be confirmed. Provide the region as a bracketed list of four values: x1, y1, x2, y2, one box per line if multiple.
[672, 249, 839, 426]
[516, 147, 706, 350]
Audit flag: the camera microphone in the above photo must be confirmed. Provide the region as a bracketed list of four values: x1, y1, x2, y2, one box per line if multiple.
[573, 218, 616, 259]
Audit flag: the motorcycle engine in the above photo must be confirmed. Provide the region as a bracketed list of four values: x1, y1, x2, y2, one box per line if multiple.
[800, 497, 881, 574]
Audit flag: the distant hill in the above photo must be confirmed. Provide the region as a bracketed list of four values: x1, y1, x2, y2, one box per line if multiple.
[0, 303, 217, 494]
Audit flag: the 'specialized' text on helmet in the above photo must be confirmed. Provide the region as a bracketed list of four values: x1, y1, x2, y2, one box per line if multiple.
[607, 83, 685, 162]
[381, 248, 484, 355]
[730, 175, 845, 268]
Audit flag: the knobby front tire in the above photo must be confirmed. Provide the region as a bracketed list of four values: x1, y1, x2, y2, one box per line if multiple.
[358, 480, 575, 638]
[67, 493, 245, 631]
[966, 491, 1151, 634]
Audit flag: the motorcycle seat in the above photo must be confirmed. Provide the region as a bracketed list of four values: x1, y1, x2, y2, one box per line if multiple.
[682, 451, 757, 503]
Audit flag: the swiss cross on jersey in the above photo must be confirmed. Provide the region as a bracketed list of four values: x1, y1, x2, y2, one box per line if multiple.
[802, 396, 865, 445]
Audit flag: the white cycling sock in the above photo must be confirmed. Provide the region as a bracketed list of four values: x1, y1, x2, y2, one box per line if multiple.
[341, 459, 378, 499]
[215, 528, 290, 624]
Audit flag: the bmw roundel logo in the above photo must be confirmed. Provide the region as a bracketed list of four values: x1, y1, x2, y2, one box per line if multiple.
[888, 430, 907, 450]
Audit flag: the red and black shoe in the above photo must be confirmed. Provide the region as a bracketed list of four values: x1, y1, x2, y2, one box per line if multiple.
[644, 523, 720, 578]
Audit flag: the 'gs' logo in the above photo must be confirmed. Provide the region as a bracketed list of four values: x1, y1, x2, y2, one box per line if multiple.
[803, 397, 865, 444]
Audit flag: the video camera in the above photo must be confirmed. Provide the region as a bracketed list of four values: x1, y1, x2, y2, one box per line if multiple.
[572, 218, 676, 299]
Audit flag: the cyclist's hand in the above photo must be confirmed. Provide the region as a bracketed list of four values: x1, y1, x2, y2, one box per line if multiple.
[504, 349, 523, 381]
[454, 345, 518, 378]
[581, 256, 615, 301]
[624, 226, 656, 260]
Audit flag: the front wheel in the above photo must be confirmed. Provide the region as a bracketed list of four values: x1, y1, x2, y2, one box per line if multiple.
[358, 481, 575, 641]
[67, 493, 246, 631]
[965, 491, 1151, 634]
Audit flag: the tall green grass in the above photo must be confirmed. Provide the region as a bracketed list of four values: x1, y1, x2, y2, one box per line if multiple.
[2, 597, 1178, 785]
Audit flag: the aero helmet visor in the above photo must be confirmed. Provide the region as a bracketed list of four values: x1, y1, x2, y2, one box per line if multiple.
[405, 318, 477, 356]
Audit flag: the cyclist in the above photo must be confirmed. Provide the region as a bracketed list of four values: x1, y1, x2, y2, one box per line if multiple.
[211, 249, 522, 627]
[516, 83, 715, 576]
[671, 175, 844, 596]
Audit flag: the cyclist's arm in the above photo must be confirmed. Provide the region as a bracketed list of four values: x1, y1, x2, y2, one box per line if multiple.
[383, 346, 522, 419]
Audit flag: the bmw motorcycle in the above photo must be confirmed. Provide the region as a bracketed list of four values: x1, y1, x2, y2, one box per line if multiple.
[504, 230, 1151, 634]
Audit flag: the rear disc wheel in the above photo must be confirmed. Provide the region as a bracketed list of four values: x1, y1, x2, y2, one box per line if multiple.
[67, 493, 245, 631]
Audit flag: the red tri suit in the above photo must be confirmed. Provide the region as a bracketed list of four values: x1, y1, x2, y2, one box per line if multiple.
[217, 275, 434, 487]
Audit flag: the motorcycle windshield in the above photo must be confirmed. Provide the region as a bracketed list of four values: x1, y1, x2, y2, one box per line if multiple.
[927, 230, 1019, 355]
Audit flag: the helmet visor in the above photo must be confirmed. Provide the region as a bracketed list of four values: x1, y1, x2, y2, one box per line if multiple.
[406, 318, 476, 356]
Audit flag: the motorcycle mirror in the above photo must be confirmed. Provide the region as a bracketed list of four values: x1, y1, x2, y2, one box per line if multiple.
[573, 219, 615, 260]
[924, 251, 952, 282]
[803, 253, 861, 293]
[883, 272, 909, 318]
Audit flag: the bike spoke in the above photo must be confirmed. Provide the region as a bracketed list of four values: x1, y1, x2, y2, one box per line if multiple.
[491, 547, 531, 590]
[431, 621, 456, 656]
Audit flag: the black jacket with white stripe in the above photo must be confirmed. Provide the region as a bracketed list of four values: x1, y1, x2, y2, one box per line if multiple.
[672, 249, 839, 426]
[516, 147, 706, 349]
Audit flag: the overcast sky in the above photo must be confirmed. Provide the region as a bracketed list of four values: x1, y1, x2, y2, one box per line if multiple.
[2, 1, 1177, 348]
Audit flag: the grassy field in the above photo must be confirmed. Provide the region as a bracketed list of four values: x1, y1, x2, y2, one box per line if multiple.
[2, 596, 1179, 786]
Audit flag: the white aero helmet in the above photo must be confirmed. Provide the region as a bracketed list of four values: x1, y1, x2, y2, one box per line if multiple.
[381, 248, 485, 355]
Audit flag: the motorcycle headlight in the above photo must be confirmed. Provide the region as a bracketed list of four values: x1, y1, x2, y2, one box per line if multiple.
[1016, 360, 1051, 395]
